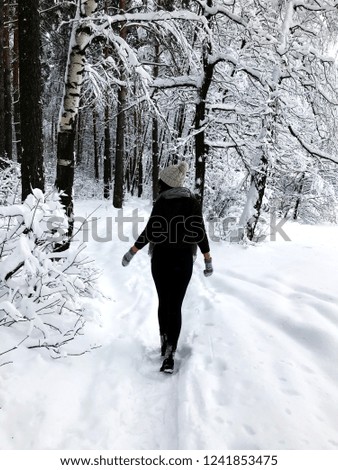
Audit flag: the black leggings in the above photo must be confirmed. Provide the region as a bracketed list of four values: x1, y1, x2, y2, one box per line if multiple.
[151, 248, 193, 351]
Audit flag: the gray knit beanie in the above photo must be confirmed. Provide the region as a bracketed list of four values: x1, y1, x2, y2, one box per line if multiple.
[159, 161, 188, 188]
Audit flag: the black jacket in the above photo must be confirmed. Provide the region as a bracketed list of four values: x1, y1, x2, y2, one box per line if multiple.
[134, 188, 210, 255]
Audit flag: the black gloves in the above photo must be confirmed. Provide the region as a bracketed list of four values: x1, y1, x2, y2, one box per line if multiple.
[122, 248, 137, 267]
[203, 258, 213, 277]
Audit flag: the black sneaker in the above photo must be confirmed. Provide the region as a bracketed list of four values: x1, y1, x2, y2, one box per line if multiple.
[160, 334, 167, 357]
[160, 354, 174, 374]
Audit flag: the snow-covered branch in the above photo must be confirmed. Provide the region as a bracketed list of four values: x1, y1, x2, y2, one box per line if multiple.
[205, 139, 238, 149]
[293, 0, 334, 12]
[288, 125, 338, 164]
[98, 10, 210, 29]
[193, 0, 246, 26]
[151, 75, 200, 89]
[209, 52, 266, 87]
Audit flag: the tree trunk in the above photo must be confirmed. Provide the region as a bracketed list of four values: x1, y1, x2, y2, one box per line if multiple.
[195, 35, 214, 206]
[152, 116, 159, 201]
[56, 132, 76, 220]
[103, 104, 111, 199]
[55, 0, 98, 231]
[18, 0, 44, 200]
[13, 12, 22, 163]
[113, 83, 126, 207]
[113, 0, 127, 209]
[0, 0, 5, 162]
[152, 40, 160, 201]
[194, 96, 207, 204]
[244, 154, 269, 241]
[93, 106, 99, 180]
[3, 0, 12, 161]
[175, 103, 185, 140]
[130, 101, 139, 196]
[125, 156, 131, 194]
[193, 0, 215, 206]
[136, 118, 146, 199]
[76, 103, 83, 165]
[137, 155, 143, 198]
[293, 172, 305, 220]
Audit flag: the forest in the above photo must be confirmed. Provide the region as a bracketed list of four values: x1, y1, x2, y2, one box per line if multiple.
[1, 0, 338, 234]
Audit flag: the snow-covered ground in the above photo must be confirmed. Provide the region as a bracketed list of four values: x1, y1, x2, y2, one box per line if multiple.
[1, 198, 338, 450]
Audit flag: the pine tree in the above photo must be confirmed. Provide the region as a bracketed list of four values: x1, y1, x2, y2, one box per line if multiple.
[18, 0, 45, 199]
[0, 0, 5, 163]
[113, 0, 128, 208]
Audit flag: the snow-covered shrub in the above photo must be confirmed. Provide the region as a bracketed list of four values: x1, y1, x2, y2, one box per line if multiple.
[271, 167, 338, 225]
[298, 172, 338, 224]
[0, 189, 99, 364]
[0, 158, 21, 206]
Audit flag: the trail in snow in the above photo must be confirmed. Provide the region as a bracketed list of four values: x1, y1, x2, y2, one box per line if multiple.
[0, 199, 338, 450]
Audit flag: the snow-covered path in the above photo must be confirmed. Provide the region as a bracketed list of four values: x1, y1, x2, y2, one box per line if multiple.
[1, 199, 338, 450]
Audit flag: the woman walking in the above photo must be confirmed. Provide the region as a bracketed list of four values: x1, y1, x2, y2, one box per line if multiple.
[122, 161, 213, 373]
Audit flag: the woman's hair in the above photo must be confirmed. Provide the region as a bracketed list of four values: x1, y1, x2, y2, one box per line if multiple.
[158, 179, 173, 193]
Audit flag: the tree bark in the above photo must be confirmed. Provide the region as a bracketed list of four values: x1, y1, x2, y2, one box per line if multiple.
[0, 0, 5, 162]
[56, 131, 76, 219]
[152, 116, 159, 201]
[102, 0, 112, 199]
[103, 105, 111, 199]
[293, 172, 305, 220]
[55, 0, 98, 230]
[3, 0, 12, 161]
[113, 83, 126, 207]
[137, 155, 143, 198]
[13, 11, 22, 163]
[93, 106, 99, 181]
[113, 0, 127, 208]
[244, 154, 269, 241]
[175, 103, 185, 140]
[152, 40, 160, 202]
[76, 102, 84, 165]
[131, 99, 139, 197]
[18, 0, 44, 200]
[195, 34, 214, 206]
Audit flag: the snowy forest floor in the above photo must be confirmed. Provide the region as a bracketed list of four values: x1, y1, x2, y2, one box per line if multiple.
[1, 198, 338, 450]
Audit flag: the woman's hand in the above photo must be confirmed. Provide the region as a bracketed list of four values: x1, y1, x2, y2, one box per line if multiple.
[122, 246, 139, 266]
[203, 253, 213, 277]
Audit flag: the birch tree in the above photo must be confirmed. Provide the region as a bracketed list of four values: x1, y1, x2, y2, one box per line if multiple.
[55, 0, 98, 236]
